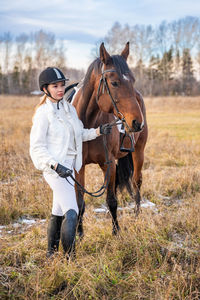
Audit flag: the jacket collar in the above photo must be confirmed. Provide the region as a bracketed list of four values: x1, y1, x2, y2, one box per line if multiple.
[46, 98, 70, 114]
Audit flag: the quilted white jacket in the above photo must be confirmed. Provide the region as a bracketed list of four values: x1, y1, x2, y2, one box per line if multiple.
[30, 98, 98, 175]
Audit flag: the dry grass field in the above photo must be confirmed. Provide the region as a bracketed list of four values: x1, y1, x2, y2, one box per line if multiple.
[0, 95, 200, 299]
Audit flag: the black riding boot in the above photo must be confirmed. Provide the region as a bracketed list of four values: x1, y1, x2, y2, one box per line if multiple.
[47, 214, 63, 258]
[61, 209, 78, 258]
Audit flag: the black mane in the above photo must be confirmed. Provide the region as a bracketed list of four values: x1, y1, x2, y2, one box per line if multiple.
[83, 55, 135, 93]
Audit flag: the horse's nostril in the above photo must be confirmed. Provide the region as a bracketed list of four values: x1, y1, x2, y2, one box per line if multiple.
[132, 120, 137, 125]
[132, 119, 141, 131]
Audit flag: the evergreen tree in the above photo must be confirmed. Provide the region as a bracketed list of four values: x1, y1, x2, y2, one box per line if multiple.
[147, 55, 160, 95]
[182, 48, 195, 95]
[158, 48, 174, 95]
[158, 47, 173, 82]
[11, 65, 20, 93]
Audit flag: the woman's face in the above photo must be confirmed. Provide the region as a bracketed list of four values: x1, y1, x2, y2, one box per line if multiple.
[44, 81, 66, 101]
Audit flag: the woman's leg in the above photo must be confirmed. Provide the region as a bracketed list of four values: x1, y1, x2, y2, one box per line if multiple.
[44, 171, 78, 257]
[46, 214, 63, 258]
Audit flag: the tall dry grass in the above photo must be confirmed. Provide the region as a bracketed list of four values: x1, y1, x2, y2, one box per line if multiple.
[0, 95, 200, 299]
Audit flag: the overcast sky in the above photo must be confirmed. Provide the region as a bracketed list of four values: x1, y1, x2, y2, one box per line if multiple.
[1, 0, 200, 69]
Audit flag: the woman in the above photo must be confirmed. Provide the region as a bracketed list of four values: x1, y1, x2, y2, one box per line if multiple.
[30, 67, 111, 258]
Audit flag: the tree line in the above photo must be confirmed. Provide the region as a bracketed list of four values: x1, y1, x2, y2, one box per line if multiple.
[0, 30, 84, 95]
[1, 16, 200, 96]
[103, 16, 200, 96]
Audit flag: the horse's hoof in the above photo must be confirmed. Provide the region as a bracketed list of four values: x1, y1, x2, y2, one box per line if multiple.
[112, 224, 120, 235]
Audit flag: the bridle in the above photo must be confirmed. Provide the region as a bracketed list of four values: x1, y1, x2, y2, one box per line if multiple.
[96, 68, 135, 152]
[66, 68, 136, 197]
[96, 69, 133, 133]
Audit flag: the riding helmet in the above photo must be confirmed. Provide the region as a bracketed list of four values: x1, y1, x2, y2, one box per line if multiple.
[39, 67, 69, 91]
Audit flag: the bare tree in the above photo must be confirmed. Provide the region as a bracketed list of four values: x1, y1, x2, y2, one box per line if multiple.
[15, 33, 29, 92]
[34, 30, 56, 70]
[171, 16, 199, 55]
[131, 24, 155, 65]
[1, 32, 13, 93]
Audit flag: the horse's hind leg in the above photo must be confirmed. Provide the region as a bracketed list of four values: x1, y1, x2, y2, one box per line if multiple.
[107, 188, 120, 235]
[75, 166, 85, 239]
[100, 161, 119, 235]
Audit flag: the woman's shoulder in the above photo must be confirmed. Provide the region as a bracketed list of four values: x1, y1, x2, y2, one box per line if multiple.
[64, 100, 77, 114]
[33, 104, 48, 121]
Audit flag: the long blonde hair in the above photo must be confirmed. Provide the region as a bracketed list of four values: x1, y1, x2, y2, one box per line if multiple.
[32, 94, 47, 121]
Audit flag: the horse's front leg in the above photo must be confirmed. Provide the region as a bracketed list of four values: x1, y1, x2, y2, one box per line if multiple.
[132, 145, 144, 215]
[100, 161, 119, 235]
[75, 166, 85, 239]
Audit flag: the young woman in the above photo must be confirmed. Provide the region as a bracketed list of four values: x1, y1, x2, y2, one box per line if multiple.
[30, 67, 111, 258]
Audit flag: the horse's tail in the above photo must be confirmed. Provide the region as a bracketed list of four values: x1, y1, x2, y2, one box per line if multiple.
[115, 153, 134, 195]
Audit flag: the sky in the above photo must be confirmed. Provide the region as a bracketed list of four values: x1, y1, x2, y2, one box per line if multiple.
[1, 0, 200, 70]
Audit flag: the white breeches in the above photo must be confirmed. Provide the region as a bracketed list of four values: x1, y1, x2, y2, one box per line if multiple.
[43, 159, 79, 216]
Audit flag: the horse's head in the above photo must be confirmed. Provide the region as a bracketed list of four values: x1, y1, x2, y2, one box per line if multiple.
[94, 42, 144, 132]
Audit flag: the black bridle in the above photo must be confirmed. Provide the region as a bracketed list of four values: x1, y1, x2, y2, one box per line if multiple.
[96, 69, 135, 152]
[96, 69, 133, 133]
[66, 68, 135, 197]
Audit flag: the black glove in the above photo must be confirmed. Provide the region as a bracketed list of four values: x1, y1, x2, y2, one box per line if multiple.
[100, 123, 112, 135]
[55, 163, 73, 178]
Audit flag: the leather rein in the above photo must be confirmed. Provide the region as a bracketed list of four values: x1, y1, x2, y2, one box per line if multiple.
[66, 69, 134, 197]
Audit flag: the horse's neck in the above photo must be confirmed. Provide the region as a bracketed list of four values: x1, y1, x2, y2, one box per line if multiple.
[75, 85, 100, 128]
[85, 90, 100, 127]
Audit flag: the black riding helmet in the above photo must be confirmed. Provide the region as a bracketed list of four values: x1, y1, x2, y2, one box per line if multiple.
[39, 68, 69, 107]
[39, 67, 69, 91]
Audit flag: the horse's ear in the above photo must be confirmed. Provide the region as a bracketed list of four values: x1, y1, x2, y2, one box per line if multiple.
[100, 42, 111, 65]
[121, 42, 129, 60]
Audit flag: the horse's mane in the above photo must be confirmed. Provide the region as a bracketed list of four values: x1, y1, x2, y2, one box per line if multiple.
[83, 55, 135, 94]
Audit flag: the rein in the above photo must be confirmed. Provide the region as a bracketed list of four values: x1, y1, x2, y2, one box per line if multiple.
[66, 134, 112, 197]
[66, 68, 135, 197]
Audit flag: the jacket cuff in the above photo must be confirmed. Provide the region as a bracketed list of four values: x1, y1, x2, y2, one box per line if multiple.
[48, 159, 57, 169]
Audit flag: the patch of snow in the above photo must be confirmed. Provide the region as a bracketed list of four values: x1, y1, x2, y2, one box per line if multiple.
[158, 194, 171, 200]
[0, 217, 47, 237]
[0, 225, 6, 230]
[93, 199, 157, 215]
[21, 219, 36, 225]
[94, 205, 108, 213]
[141, 199, 156, 208]
[13, 223, 20, 228]
[39, 219, 46, 223]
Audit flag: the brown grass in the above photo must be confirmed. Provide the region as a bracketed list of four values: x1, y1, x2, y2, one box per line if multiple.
[0, 95, 200, 299]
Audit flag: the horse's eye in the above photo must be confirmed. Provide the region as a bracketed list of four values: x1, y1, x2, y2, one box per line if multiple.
[111, 81, 118, 87]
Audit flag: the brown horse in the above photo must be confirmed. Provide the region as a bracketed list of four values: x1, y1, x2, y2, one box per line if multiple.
[72, 42, 148, 236]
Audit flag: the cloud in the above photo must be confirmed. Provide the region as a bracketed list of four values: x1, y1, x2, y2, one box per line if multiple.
[1, 0, 200, 69]
[1, 0, 200, 40]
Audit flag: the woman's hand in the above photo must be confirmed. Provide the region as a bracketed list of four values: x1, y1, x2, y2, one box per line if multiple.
[54, 163, 73, 178]
[99, 123, 112, 135]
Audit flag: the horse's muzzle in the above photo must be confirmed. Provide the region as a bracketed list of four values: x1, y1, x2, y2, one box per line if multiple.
[132, 119, 144, 132]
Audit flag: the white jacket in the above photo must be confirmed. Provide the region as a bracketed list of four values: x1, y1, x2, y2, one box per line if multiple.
[30, 98, 98, 176]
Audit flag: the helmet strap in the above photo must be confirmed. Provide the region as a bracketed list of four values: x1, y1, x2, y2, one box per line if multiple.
[43, 86, 62, 109]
